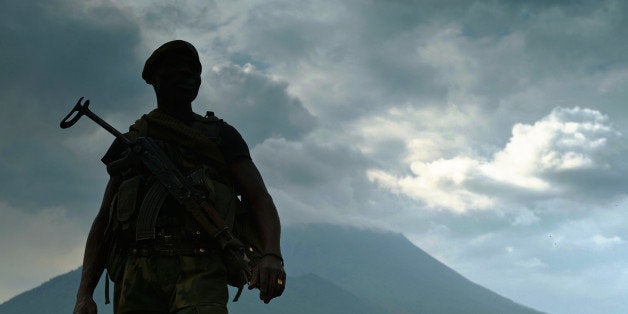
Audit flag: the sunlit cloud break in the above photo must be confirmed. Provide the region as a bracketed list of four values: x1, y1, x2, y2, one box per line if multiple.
[368, 107, 619, 212]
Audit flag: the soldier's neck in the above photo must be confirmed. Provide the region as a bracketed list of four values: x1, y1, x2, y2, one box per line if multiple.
[157, 101, 194, 124]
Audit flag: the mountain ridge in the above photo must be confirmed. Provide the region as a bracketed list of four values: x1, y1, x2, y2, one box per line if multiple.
[0, 224, 546, 314]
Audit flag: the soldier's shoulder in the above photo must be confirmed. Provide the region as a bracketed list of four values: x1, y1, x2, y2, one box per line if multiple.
[194, 111, 223, 124]
[193, 111, 242, 134]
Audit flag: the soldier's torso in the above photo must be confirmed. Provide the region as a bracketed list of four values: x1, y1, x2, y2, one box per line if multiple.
[104, 113, 240, 283]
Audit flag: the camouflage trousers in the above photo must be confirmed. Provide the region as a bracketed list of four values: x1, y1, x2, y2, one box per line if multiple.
[113, 253, 229, 314]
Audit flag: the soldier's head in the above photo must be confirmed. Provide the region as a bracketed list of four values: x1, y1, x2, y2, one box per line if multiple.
[142, 40, 202, 104]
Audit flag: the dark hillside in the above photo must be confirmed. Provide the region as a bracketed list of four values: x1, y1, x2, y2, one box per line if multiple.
[0, 224, 545, 314]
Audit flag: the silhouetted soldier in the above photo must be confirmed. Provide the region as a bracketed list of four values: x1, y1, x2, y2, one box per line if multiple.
[73, 40, 285, 313]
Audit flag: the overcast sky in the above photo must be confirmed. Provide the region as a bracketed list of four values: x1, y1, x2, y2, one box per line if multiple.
[1, 1, 628, 313]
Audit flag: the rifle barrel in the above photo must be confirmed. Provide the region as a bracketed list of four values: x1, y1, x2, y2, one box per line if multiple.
[82, 106, 132, 146]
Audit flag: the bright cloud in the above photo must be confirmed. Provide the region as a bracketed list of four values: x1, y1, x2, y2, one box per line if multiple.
[516, 257, 548, 269]
[367, 158, 495, 212]
[511, 208, 541, 226]
[483, 107, 615, 188]
[368, 107, 618, 212]
[591, 234, 623, 248]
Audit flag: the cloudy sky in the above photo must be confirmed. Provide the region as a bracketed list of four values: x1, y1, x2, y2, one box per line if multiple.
[1, 0, 628, 313]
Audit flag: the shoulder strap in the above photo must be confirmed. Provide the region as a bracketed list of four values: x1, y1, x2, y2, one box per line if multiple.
[138, 116, 149, 137]
[189, 111, 221, 140]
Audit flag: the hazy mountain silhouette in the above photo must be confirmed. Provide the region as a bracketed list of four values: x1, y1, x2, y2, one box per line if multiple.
[283, 224, 545, 314]
[0, 224, 545, 314]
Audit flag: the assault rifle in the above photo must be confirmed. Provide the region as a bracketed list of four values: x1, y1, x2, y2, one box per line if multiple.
[61, 97, 250, 301]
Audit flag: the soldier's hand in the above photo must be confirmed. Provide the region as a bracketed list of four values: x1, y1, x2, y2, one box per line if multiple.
[73, 295, 97, 314]
[248, 254, 286, 303]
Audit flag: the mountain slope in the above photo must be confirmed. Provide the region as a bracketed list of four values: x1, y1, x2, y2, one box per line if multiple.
[0, 267, 94, 314]
[0, 269, 379, 314]
[228, 273, 385, 314]
[0, 224, 545, 314]
[283, 224, 544, 314]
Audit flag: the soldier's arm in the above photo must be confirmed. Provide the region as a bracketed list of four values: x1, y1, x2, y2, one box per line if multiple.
[229, 158, 285, 303]
[74, 176, 120, 313]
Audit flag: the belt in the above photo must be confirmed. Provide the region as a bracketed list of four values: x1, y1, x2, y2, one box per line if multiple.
[128, 246, 215, 257]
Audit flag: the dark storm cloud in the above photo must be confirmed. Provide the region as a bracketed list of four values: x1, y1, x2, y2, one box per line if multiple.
[253, 137, 368, 189]
[223, 0, 455, 116]
[0, 0, 149, 299]
[358, 0, 628, 119]
[202, 64, 317, 146]
[251, 136, 387, 224]
[209, 1, 628, 126]
[456, 1, 628, 106]
[0, 0, 144, 117]
[0, 0, 144, 209]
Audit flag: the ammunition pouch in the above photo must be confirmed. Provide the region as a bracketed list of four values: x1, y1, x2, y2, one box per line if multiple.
[105, 175, 143, 283]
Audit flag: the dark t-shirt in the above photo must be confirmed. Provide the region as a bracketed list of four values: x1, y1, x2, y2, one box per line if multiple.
[217, 121, 251, 164]
[101, 118, 251, 166]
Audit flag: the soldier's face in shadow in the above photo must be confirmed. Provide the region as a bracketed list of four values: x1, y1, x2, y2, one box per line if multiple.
[152, 56, 202, 106]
